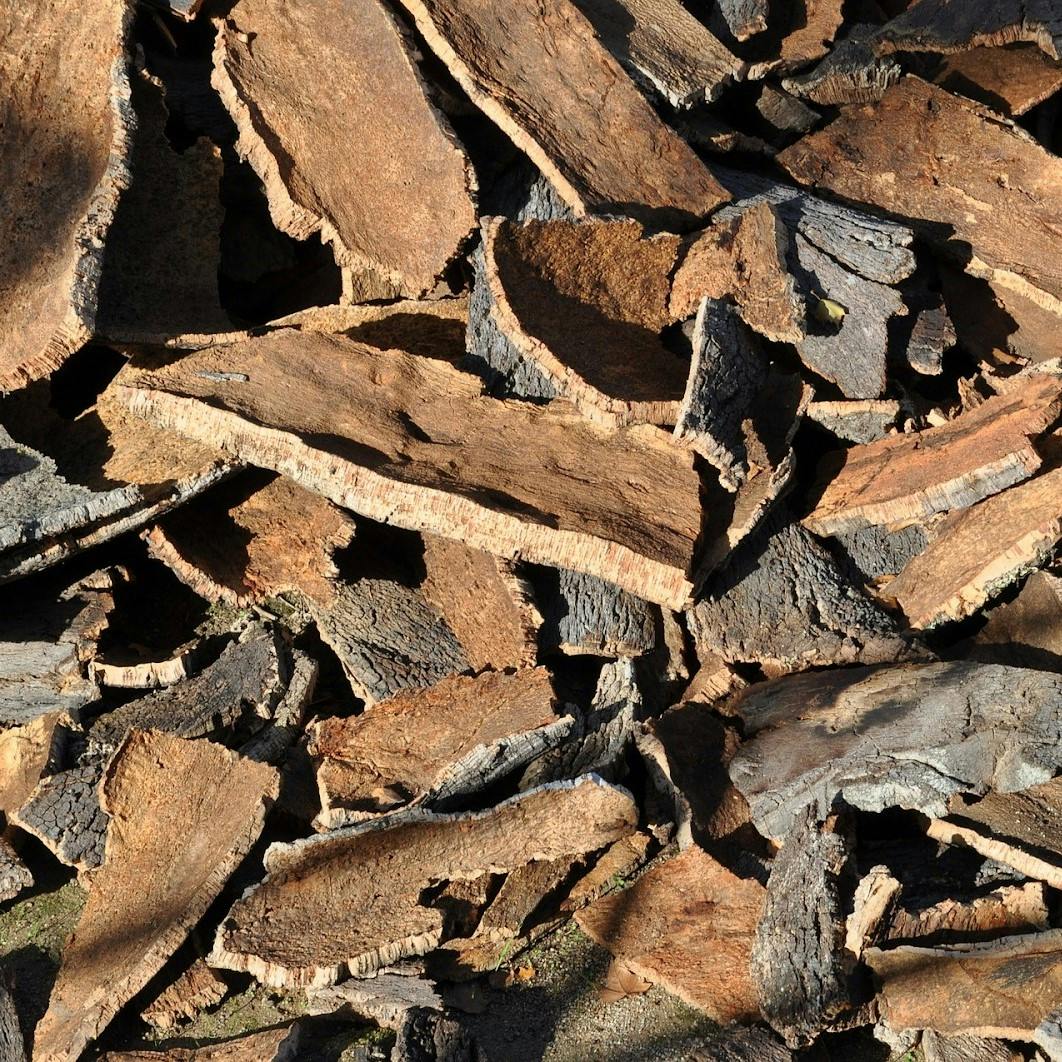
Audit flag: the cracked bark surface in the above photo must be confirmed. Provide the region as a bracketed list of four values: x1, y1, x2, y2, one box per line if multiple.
[0, 836, 32, 902]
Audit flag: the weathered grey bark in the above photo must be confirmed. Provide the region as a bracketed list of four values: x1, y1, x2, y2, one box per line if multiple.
[751, 808, 852, 1046]
[905, 304, 955, 376]
[141, 960, 229, 1031]
[921, 1030, 1018, 1062]
[729, 661, 1062, 841]
[312, 580, 470, 707]
[756, 85, 819, 137]
[240, 651, 318, 765]
[15, 761, 109, 871]
[0, 837, 32, 902]
[0, 981, 25, 1062]
[307, 970, 443, 1029]
[717, 0, 768, 40]
[689, 1026, 792, 1062]
[395, 1009, 481, 1062]
[828, 521, 934, 583]
[783, 31, 901, 105]
[807, 401, 900, 445]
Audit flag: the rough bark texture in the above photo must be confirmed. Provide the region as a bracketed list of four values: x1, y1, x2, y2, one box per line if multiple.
[866, 929, 1062, 1041]
[845, 865, 901, 957]
[921, 1030, 1020, 1062]
[689, 1027, 793, 1062]
[559, 832, 652, 914]
[804, 373, 1062, 536]
[0, 980, 25, 1062]
[828, 521, 935, 584]
[690, 520, 911, 674]
[15, 761, 109, 871]
[0, 836, 32, 902]
[751, 809, 852, 1046]
[309, 668, 571, 826]
[474, 217, 686, 426]
[394, 1010, 480, 1062]
[883, 466, 1062, 629]
[395, 0, 730, 225]
[572, 0, 745, 107]
[420, 535, 540, 672]
[307, 971, 442, 1029]
[141, 960, 230, 1031]
[905, 304, 955, 376]
[780, 76, 1062, 322]
[210, 776, 637, 988]
[807, 400, 900, 444]
[718, 0, 768, 40]
[113, 333, 704, 609]
[729, 660, 1062, 841]
[312, 579, 470, 707]
[888, 882, 1049, 943]
[477, 855, 579, 939]
[575, 846, 765, 1022]
[99, 1027, 300, 1061]
[756, 86, 819, 137]
[971, 570, 1062, 670]
[935, 43, 1062, 116]
[212, 0, 476, 299]
[33, 731, 278, 1062]
[747, 0, 846, 77]
[0, 0, 134, 390]
[0, 712, 63, 815]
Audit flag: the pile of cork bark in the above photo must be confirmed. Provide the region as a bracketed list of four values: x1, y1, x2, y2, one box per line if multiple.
[2, 0, 1062, 1058]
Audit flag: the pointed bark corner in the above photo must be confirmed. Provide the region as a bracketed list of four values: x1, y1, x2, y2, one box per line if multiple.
[575, 846, 764, 1022]
[0, 0, 134, 391]
[476, 855, 581, 941]
[211, 0, 476, 300]
[728, 660, 1062, 842]
[112, 332, 704, 610]
[718, 0, 768, 40]
[473, 217, 685, 426]
[143, 473, 356, 609]
[807, 400, 900, 445]
[32, 731, 278, 1062]
[866, 929, 1062, 1043]
[309, 668, 571, 826]
[972, 570, 1062, 669]
[571, 0, 745, 108]
[393, 0, 729, 227]
[881, 465, 1062, 629]
[845, 865, 901, 958]
[752, 808, 853, 1047]
[690, 519, 912, 675]
[803, 373, 1062, 537]
[141, 960, 229, 1032]
[669, 202, 805, 344]
[209, 776, 636, 989]
[779, 77, 1062, 328]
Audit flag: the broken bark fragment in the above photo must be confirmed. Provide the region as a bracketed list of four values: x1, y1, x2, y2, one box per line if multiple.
[971, 570, 1062, 670]
[212, 0, 477, 299]
[690, 520, 912, 675]
[828, 521, 936, 584]
[309, 668, 571, 826]
[560, 832, 652, 913]
[576, 846, 765, 1022]
[143, 472, 356, 608]
[90, 646, 199, 690]
[420, 535, 539, 672]
[0, 980, 24, 1062]
[210, 775, 636, 988]
[717, 0, 767, 40]
[804, 373, 1062, 536]
[887, 882, 1049, 943]
[396, 0, 729, 225]
[572, 0, 745, 107]
[474, 217, 686, 426]
[751, 808, 852, 1046]
[755, 85, 820, 138]
[747, 0, 846, 77]
[33, 731, 277, 1062]
[312, 579, 470, 707]
[904, 303, 955, 376]
[689, 1027, 793, 1062]
[100, 1027, 300, 1062]
[728, 660, 1062, 841]
[866, 929, 1062, 1042]
[477, 855, 579, 940]
[845, 866, 902, 958]
[882, 466, 1062, 628]
[807, 400, 900, 445]
[779, 77, 1062, 323]
[0, 0, 133, 390]
[935, 44, 1062, 116]
[920, 1030, 1020, 1062]
[113, 332, 705, 609]
[142, 960, 229, 1031]
[0, 836, 32, 902]
[669, 202, 804, 344]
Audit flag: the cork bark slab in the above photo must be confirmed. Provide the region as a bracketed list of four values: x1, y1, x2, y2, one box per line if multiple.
[142, 960, 229, 1031]
[882, 465, 1062, 629]
[865, 930, 1062, 1041]
[803, 373, 1062, 537]
[807, 400, 900, 445]
[32, 731, 278, 1062]
[779, 77, 1062, 321]
[0, 836, 32, 903]
[571, 0, 745, 108]
[307, 972, 442, 1030]
[309, 668, 572, 826]
[0, 982, 24, 1062]
[747, 0, 846, 78]
[395, 0, 729, 226]
[209, 776, 637, 988]
[888, 882, 1049, 945]
[934, 44, 1062, 116]
[728, 660, 1062, 841]
[575, 846, 765, 1022]
[0, 0, 134, 390]
[476, 217, 686, 427]
[99, 1027, 299, 1062]
[212, 0, 476, 300]
[972, 570, 1062, 670]
[718, 0, 768, 41]
[0, 712, 63, 816]
[112, 332, 704, 609]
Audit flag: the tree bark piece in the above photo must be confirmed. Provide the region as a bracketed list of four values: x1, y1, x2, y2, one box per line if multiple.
[845, 866, 901, 958]
[747, 0, 846, 78]
[571, 0, 745, 107]
[807, 401, 900, 445]
[0, 712, 63, 815]
[751, 809, 852, 1046]
[0, 980, 24, 1062]
[559, 832, 652, 914]
[209, 775, 636, 988]
[477, 856, 580, 940]
[309, 668, 572, 826]
[99, 1027, 300, 1062]
[690, 520, 911, 675]
[866, 930, 1062, 1042]
[755, 86, 820, 138]
[882, 466, 1062, 628]
[935, 44, 1062, 116]
[718, 0, 768, 40]
[779, 76, 1062, 322]
[887, 882, 1049, 944]
[803, 373, 1062, 537]
[0, 836, 32, 902]
[113, 332, 705, 609]
[920, 1030, 1021, 1062]
[828, 521, 936, 584]
[307, 970, 442, 1030]
[312, 579, 471, 707]
[144, 472, 356, 609]
[33, 731, 278, 1062]
[474, 217, 686, 426]
[575, 846, 765, 1022]
[728, 660, 1062, 842]
[669, 202, 804, 344]
[212, 0, 476, 300]
[0, 0, 134, 390]
[395, 0, 729, 225]
[971, 570, 1062, 670]
[142, 960, 230, 1031]
[904, 303, 955, 376]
